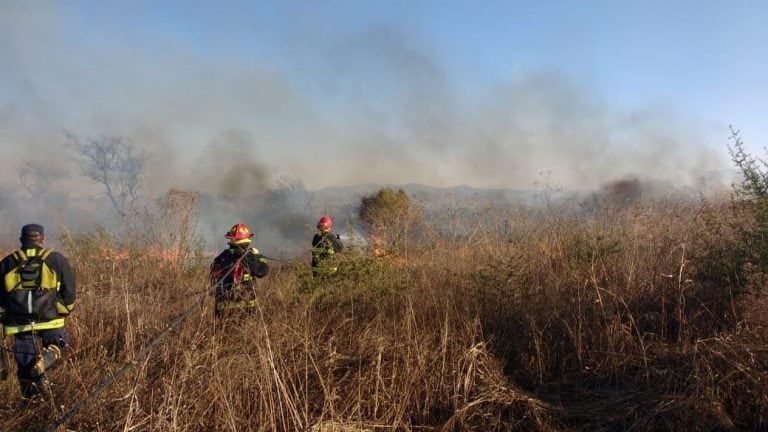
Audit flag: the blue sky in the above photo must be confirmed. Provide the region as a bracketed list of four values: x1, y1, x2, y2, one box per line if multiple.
[1, 0, 766, 192]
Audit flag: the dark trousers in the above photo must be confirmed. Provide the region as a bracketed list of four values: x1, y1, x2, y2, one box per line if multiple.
[14, 328, 68, 380]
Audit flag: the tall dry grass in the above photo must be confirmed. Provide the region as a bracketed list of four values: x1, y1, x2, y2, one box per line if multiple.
[1, 190, 767, 431]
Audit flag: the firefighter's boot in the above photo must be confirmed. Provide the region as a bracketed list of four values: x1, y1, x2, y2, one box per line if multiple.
[30, 344, 61, 378]
[20, 376, 51, 399]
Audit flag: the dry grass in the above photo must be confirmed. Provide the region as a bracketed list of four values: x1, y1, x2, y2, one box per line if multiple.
[2, 192, 767, 431]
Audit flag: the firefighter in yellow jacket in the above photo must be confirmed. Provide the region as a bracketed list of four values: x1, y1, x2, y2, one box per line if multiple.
[0, 224, 76, 399]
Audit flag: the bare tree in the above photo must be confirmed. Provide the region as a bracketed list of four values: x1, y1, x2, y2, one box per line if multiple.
[66, 133, 147, 217]
[18, 160, 68, 197]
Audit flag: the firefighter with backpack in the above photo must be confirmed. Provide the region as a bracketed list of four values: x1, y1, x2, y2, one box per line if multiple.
[0, 224, 76, 399]
[210, 223, 269, 317]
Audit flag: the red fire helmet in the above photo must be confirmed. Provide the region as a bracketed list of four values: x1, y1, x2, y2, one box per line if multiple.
[317, 216, 333, 231]
[225, 223, 254, 244]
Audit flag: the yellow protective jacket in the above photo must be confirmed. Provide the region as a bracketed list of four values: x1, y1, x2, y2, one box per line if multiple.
[0, 244, 76, 334]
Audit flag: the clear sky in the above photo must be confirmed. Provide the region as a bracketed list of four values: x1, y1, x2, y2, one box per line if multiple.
[1, 0, 766, 193]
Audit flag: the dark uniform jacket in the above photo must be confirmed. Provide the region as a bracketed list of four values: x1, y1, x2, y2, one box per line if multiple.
[0, 242, 76, 327]
[210, 245, 269, 307]
[311, 231, 344, 274]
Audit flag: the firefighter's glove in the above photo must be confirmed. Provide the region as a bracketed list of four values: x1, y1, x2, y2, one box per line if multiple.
[56, 301, 74, 315]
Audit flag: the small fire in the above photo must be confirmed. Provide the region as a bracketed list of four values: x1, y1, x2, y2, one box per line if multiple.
[368, 235, 407, 265]
[148, 246, 182, 262]
[102, 248, 129, 261]
[100, 246, 184, 263]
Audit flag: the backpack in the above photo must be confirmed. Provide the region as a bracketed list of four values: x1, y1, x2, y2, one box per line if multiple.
[210, 250, 251, 287]
[3, 249, 60, 321]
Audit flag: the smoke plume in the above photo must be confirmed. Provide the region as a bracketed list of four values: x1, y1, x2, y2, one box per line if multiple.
[0, 4, 732, 249]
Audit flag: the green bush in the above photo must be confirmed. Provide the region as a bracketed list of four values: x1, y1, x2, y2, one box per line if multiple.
[358, 187, 425, 256]
[728, 126, 768, 275]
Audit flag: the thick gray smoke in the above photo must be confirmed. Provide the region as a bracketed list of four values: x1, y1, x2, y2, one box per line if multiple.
[0, 4, 732, 250]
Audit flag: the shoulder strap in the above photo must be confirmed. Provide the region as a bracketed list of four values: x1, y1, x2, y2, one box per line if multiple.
[14, 248, 52, 261]
[40, 248, 53, 261]
[12, 250, 25, 263]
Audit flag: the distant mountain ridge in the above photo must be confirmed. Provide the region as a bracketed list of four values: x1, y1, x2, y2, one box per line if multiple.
[308, 170, 739, 220]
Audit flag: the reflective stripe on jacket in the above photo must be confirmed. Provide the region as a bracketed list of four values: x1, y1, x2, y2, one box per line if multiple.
[3, 317, 66, 335]
[311, 232, 343, 274]
[215, 299, 259, 311]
